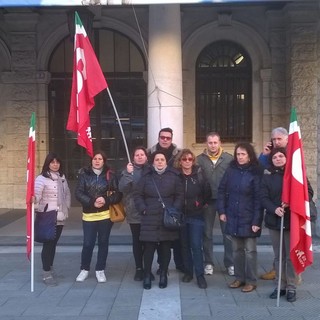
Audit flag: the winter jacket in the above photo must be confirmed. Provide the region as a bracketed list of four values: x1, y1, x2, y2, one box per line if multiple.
[260, 167, 315, 230]
[178, 166, 211, 220]
[217, 161, 264, 238]
[196, 150, 233, 199]
[134, 166, 184, 242]
[34, 174, 71, 225]
[119, 163, 149, 224]
[75, 166, 122, 215]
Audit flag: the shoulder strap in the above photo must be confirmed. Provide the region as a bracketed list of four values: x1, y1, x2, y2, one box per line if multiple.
[151, 176, 165, 208]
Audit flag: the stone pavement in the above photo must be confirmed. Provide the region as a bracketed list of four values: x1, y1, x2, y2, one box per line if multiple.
[0, 207, 320, 319]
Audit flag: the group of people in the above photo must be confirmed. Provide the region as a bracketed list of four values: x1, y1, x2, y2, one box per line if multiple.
[33, 126, 314, 302]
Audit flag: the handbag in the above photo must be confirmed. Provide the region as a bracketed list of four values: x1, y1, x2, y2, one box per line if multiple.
[34, 205, 57, 243]
[106, 170, 126, 223]
[109, 202, 126, 223]
[151, 177, 184, 230]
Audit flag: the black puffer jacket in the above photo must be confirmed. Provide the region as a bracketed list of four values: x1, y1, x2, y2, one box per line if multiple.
[179, 166, 211, 220]
[75, 166, 122, 214]
[217, 161, 264, 238]
[134, 166, 184, 242]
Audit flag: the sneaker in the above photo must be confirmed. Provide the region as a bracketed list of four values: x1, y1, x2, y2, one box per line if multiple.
[227, 266, 235, 276]
[96, 270, 107, 283]
[76, 270, 89, 282]
[269, 289, 286, 299]
[197, 275, 207, 289]
[204, 264, 214, 275]
[43, 271, 57, 287]
[260, 268, 276, 280]
[287, 290, 296, 302]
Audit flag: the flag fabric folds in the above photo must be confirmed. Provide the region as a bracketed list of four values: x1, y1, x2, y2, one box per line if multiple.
[282, 107, 313, 274]
[26, 112, 36, 260]
[66, 11, 107, 158]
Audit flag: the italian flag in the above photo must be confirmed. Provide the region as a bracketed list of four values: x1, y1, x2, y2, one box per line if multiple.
[66, 11, 107, 157]
[26, 112, 35, 260]
[282, 108, 313, 274]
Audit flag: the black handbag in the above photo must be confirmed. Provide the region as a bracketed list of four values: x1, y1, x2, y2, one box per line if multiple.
[34, 205, 57, 243]
[151, 177, 184, 230]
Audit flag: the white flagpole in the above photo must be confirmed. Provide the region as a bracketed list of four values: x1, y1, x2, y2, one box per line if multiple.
[276, 215, 284, 307]
[106, 87, 131, 163]
[31, 202, 35, 292]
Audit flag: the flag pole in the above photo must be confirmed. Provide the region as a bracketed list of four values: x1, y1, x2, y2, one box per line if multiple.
[276, 215, 284, 307]
[106, 87, 131, 163]
[31, 202, 35, 292]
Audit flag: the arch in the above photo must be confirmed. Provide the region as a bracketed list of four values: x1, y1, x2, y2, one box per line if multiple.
[182, 19, 272, 151]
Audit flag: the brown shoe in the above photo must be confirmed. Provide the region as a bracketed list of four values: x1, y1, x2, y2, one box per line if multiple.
[229, 280, 245, 288]
[260, 269, 276, 280]
[241, 284, 256, 293]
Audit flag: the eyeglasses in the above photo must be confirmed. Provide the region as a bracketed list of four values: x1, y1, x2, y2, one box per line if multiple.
[159, 136, 172, 141]
[181, 157, 193, 162]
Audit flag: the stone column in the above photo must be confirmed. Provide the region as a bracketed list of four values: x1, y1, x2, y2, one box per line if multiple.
[1, 11, 44, 208]
[284, 3, 319, 235]
[147, 4, 183, 148]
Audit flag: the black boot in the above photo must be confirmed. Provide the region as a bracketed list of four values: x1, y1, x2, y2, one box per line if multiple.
[159, 270, 168, 289]
[143, 274, 151, 290]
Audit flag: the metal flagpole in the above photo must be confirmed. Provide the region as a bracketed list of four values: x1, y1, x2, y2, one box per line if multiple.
[31, 202, 35, 292]
[276, 215, 284, 307]
[106, 87, 131, 163]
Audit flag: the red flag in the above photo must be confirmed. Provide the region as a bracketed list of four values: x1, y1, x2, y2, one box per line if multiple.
[66, 11, 107, 157]
[282, 107, 313, 274]
[26, 112, 36, 260]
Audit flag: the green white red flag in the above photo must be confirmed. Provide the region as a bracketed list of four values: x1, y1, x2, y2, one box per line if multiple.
[66, 11, 107, 157]
[26, 112, 35, 260]
[282, 107, 313, 274]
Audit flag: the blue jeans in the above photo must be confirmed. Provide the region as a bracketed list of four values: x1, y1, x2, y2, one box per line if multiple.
[80, 219, 113, 271]
[180, 218, 205, 277]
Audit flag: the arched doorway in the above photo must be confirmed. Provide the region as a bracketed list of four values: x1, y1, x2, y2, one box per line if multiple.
[48, 28, 147, 202]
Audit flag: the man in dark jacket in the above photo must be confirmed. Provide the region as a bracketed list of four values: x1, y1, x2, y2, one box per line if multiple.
[196, 132, 234, 276]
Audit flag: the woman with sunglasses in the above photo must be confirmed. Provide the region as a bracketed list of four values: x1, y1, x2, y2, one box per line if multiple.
[174, 149, 211, 289]
[135, 150, 184, 290]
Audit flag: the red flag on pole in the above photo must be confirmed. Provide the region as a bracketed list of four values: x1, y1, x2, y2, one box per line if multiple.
[66, 11, 107, 157]
[282, 107, 313, 274]
[26, 112, 36, 260]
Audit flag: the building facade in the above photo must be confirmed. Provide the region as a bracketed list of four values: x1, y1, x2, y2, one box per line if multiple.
[0, 1, 319, 209]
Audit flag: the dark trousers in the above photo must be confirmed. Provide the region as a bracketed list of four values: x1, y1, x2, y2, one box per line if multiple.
[180, 219, 205, 277]
[157, 238, 184, 269]
[41, 225, 63, 272]
[129, 223, 143, 270]
[144, 241, 171, 275]
[80, 219, 113, 271]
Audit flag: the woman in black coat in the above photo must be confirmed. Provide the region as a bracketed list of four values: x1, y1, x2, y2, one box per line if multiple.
[135, 151, 184, 290]
[260, 147, 297, 302]
[217, 142, 263, 293]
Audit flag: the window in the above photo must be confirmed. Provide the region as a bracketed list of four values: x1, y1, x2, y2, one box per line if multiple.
[196, 41, 252, 143]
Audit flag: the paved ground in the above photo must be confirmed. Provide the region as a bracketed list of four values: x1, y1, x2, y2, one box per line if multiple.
[0, 208, 320, 320]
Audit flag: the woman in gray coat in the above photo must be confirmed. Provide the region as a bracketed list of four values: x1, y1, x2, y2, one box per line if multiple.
[135, 151, 184, 290]
[119, 146, 149, 281]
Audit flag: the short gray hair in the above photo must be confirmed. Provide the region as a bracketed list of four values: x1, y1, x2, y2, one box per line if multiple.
[271, 127, 288, 137]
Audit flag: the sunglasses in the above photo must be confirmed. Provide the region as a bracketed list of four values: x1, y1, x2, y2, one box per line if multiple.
[159, 136, 172, 141]
[181, 157, 193, 162]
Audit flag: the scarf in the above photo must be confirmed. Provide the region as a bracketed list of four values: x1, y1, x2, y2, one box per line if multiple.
[49, 171, 69, 217]
[153, 165, 167, 175]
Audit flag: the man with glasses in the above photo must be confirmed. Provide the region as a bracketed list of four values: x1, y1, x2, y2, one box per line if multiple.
[147, 127, 184, 273]
[196, 132, 234, 276]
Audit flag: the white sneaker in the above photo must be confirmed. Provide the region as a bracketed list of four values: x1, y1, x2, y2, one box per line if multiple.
[204, 264, 214, 275]
[227, 266, 235, 276]
[76, 270, 89, 282]
[96, 270, 107, 283]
